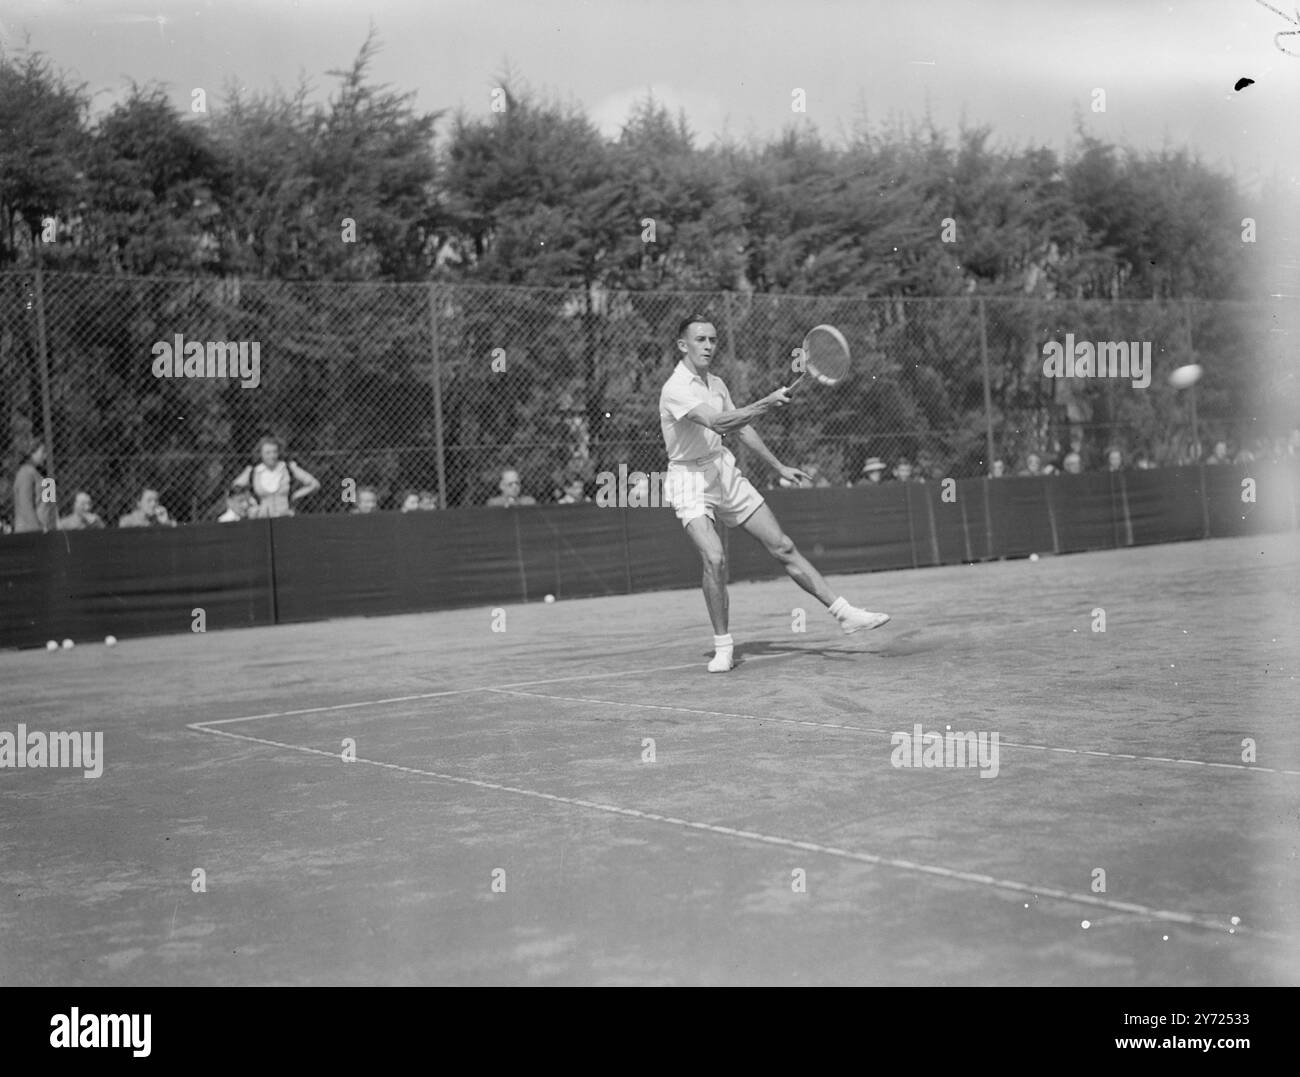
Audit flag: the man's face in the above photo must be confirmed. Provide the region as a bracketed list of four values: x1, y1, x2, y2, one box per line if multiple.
[31, 445, 46, 467]
[357, 490, 378, 513]
[74, 492, 92, 514]
[228, 492, 248, 517]
[677, 322, 717, 372]
[500, 471, 521, 498]
[140, 490, 159, 515]
[1214, 441, 1228, 458]
[418, 493, 437, 510]
[1026, 454, 1042, 474]
[565, 480, 584, 500]
[260, 442, 279, 466]
[1107, 451, 1122, 470]
[1064, 454, 1082, 474]
[894, 461, 913, 481]
[991, 461, 1005, 477]
[864, 469, 883, 484]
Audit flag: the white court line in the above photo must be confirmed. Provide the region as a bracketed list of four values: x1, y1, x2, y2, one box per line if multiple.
[184, 718, 1279, 941]
[491, 688, 1300, 777]
[198, 653, 800, 727]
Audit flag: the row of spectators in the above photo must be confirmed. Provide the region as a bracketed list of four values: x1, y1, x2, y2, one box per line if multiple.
[7, 430, 1300, 531]
[786, 434, 1300, 489]
[3, 436, 442, 534]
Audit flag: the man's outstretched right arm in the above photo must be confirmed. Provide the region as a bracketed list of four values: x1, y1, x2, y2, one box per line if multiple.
[686, 387, 792, 435]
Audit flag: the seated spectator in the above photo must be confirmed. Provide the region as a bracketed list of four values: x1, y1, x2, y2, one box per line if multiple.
[1062, 452, 1083, 475]
[859, 457, 886, 485]
[914, 450, 939, 482]
[232, 436, 320, 517]
[1105, 448, 1124, 472]
[1246, 437, 1270, 463]
[990, 460, 1006, 478]
[352, 487, 379, 514]
[556, 475, 590, 504]
[417, 490, 439, 510]
[1134, 452, 1155, 470]
[217, 488, 251, 523]
[1019, 452, 1044, 477]
[119, 488, 176, 528]
[59, 491, 105, 530]
[892, 458, 923, 483]
[486, 468, 537, 507]
[11, 439, 55, 534]
[399, 490, 421, 513]
[1205, 440, 1230, 465]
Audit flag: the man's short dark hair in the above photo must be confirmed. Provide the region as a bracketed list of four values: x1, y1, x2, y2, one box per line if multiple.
[676, 313, 716, 341]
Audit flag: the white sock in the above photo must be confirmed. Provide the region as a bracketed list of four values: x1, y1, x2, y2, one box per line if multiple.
[708, 633, 734, 673]
[828, 596, 850, 620]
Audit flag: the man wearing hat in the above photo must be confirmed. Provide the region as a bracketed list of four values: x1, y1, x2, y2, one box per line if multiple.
[859, 457, 886, 485]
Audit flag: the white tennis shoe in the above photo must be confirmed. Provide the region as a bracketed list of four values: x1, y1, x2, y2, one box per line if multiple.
[838, 607, 891, 635]
[707, 651, 735, 673]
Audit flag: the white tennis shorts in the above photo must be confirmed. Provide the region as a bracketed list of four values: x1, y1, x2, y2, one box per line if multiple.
[666, 449, 766, 528]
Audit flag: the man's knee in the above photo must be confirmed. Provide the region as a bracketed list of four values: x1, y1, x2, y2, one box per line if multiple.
[701, 547, 726, 577]
[768, 532, 797, 560]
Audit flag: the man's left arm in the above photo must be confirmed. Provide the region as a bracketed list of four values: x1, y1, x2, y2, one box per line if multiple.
[732, 426, 808, 486]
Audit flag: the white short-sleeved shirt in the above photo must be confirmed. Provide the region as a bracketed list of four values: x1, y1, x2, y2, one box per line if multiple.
[659, 360, 736, 464]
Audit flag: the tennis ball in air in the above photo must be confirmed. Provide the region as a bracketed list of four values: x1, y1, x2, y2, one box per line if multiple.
[1167, 363, 1202, 389]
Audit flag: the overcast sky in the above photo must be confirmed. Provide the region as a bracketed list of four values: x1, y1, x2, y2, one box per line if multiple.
[2, 0, 1298, 194]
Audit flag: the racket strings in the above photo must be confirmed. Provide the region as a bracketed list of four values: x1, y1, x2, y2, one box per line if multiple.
[804, 326, 851, 383]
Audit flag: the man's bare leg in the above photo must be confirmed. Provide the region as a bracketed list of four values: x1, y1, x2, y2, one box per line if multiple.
[683, 514, 734, 669]
[739, 503, 835, 605]
[740, 503, 890, 633]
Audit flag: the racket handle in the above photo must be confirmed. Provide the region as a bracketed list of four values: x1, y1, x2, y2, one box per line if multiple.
[785, 371, 806, 393]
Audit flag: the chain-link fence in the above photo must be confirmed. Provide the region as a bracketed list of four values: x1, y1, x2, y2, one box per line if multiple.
[2, 270, 1295, 525]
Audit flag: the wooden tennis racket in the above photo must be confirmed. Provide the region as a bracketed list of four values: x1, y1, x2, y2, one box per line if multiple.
[787, 324, 852, 392]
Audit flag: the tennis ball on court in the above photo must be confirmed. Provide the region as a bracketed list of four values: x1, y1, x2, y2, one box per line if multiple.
[61, 638, 74, 649]
[544, 594, 555, 603]
[46, 640, 59, 651]
[1029, 553, 1039, 562]
[105, 635, 117, 647]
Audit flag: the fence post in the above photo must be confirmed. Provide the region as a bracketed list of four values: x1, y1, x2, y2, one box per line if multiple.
[978, 297, 995, 474]
[722, 289, 738, 375]
[722, 290, 742, 466]
[33, 259, 56, 487]
[428, 283, 448, 509]
[1184, 300, 1200, 458]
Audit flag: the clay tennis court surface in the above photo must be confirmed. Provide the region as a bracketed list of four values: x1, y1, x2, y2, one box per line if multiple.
[2, 532, 1297, 985]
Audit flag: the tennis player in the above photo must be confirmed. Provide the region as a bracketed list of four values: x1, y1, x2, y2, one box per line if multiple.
[660, 313, 890, 672]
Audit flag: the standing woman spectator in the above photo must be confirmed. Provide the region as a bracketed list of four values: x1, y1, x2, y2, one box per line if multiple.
[12, 439, 56, 533]
[232, 436, 319, 518]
